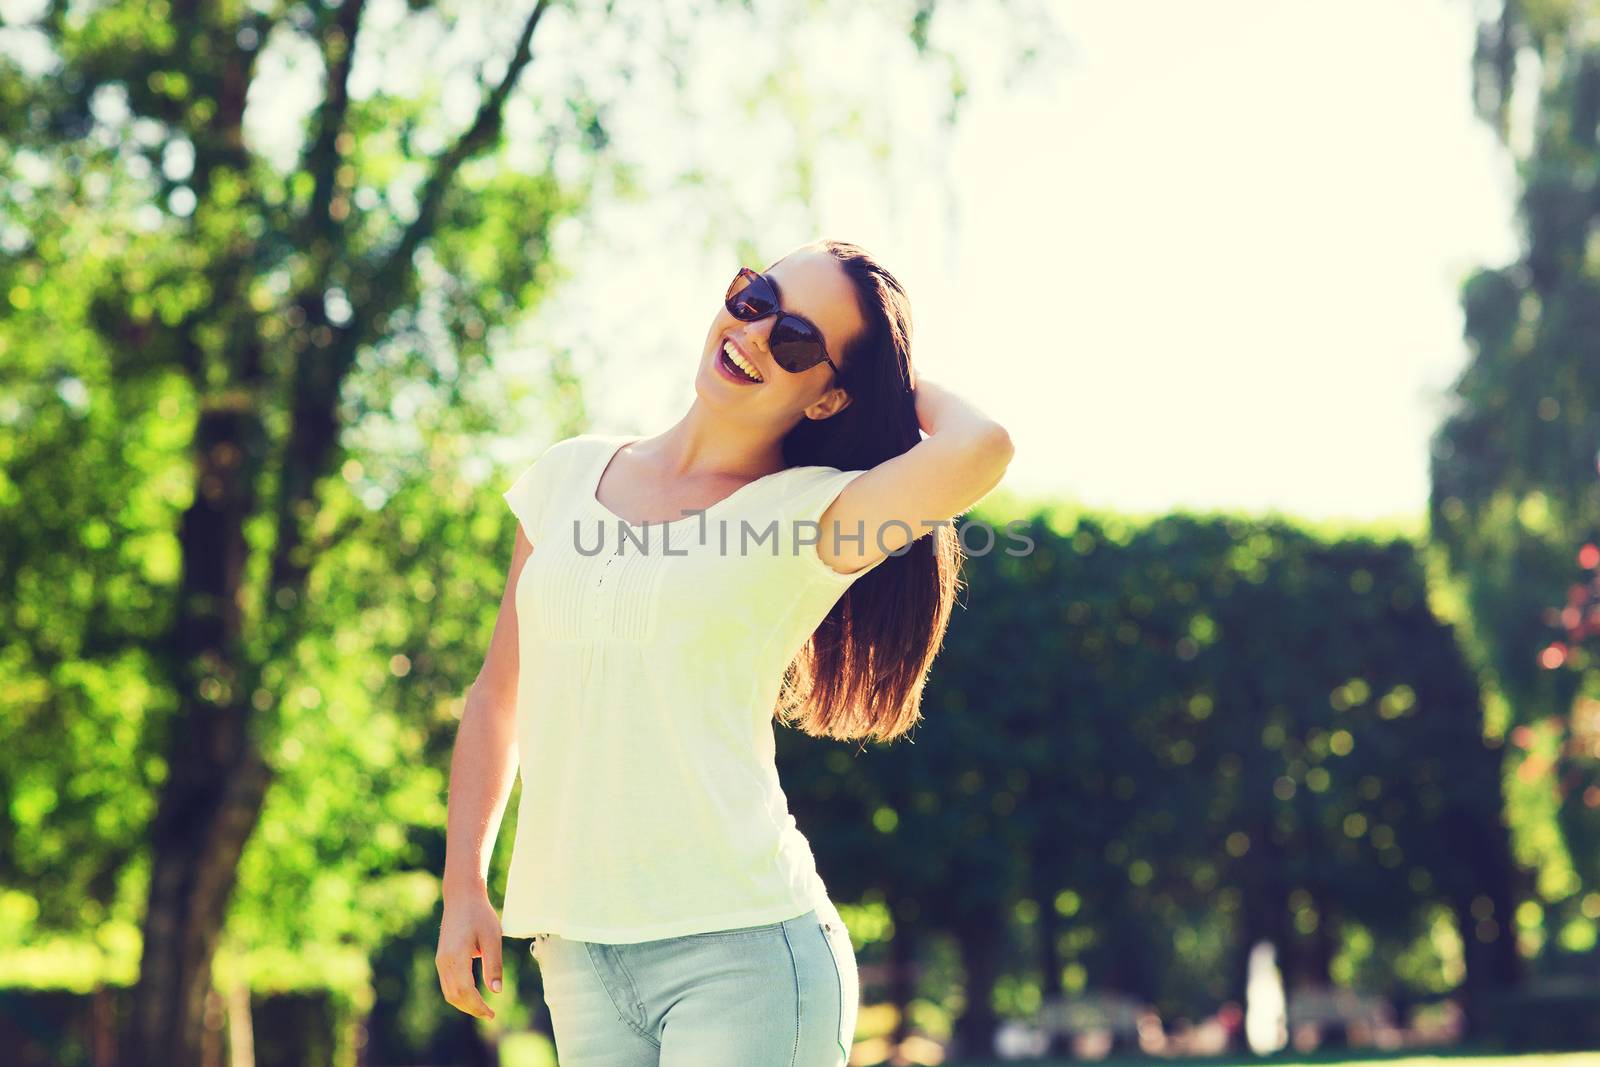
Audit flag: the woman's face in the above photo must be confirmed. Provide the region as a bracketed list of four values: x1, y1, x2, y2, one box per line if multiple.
[698, 249, 866, 422]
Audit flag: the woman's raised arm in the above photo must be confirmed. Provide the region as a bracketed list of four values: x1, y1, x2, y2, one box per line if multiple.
[816, 377, 1014, 574]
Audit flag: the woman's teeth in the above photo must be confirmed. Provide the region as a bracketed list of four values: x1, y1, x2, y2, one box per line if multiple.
[722, 340, 764, 382]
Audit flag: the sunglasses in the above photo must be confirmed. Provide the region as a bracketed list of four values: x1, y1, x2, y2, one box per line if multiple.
[723, 267, 841, 378]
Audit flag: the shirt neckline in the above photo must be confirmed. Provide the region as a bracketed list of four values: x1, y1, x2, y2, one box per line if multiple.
[587, 434, 798, 529]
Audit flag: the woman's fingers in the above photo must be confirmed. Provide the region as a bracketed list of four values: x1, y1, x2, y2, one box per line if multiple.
[436, 938, 495, 1019]
[482, 925, 504, 993]
[436, 896, 505, 1017]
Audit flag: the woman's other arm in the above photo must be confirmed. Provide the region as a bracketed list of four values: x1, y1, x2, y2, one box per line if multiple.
[435, 526, 530, 1020]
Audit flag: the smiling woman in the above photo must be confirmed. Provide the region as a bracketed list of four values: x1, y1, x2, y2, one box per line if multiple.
[436, 238, 1013, 1066]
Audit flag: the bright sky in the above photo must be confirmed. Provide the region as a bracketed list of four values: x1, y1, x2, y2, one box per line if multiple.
[946, 0, 1522, 525]
[497, 0, 1523, 526]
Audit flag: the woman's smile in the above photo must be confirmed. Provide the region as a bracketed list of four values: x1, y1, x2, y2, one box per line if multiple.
[716, 337, 765, 384]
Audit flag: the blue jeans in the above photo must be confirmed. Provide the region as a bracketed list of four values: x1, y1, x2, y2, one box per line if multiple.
[530, 904, 859, 1066]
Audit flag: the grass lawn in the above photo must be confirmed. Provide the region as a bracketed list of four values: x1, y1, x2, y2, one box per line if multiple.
[942, 1051, 1599, 1067]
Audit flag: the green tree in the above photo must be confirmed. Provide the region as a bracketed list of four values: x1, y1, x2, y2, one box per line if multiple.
[1434, 0, 1600, 962]
[833, 507, 1521, 1054]
[3, 1, 582, 1061]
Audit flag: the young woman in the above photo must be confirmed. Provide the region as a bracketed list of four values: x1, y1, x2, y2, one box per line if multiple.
[437, 239, 1013, 1065]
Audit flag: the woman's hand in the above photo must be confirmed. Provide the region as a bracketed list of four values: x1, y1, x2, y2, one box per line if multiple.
[911, 374, 939, 436]
[436, 884, 505, 1020]
[912, 375, 978, 437]
[819, 374, 1014, 570]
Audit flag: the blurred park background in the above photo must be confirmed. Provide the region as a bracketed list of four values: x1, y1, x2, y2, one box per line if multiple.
[5, 0, 1600, 1064]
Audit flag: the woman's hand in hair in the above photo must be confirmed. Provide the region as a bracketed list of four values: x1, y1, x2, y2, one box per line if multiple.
[825, 377, 1013, 567]
[911, 374, 940, 435]
[912, 375, 1002, 439]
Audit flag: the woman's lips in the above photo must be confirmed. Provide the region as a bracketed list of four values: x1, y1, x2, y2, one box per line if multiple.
[717, 339, 763, 384]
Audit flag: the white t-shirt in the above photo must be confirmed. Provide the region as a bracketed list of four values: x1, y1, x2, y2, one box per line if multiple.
[497, 431, 889, 942]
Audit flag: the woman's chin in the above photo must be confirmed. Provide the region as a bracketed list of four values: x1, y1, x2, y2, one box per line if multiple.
[692, 360, 737, 402]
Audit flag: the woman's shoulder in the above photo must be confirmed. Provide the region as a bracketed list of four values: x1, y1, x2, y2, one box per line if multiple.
[773, 462, 875, 523]
[526, 430, 626, 465]
[553, 430, 626, 450]
[780, 459, 870, 484]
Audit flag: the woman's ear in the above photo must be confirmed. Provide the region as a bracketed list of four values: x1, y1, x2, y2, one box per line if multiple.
[804, 385, 852, 421]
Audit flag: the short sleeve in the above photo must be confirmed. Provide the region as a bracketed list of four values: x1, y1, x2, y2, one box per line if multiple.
[779, 466, 894, 585]
[502, 438, 572, 544]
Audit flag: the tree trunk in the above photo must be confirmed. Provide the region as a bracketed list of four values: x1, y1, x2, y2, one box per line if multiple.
[128, 717, 272, 1067]
[950, 919, 1002, 1061]
[92, 985, 119, 1067]
[887, 912, 917, 1063]
[1442, 801, 1528, 1042]
[1305, 901, 1349, 1049]
[128, 380, 275, 1067]
[1035, 890, 1075, 1059]
[1100, 910, 1152, 1056]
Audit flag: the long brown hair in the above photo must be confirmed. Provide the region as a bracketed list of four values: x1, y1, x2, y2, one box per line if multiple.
[772, 239, 962, 745]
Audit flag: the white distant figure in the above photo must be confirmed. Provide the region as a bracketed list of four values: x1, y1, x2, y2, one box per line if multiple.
[1244, 939, 1287, 1055]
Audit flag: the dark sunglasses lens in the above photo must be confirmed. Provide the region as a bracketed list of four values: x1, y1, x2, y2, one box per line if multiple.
[725, 271, 774, 320]
[769, 316, 827, 372]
